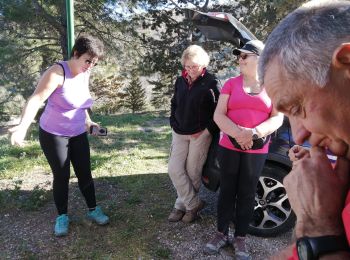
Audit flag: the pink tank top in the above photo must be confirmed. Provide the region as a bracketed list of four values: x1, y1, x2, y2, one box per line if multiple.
[39, 61, 93, 136]
[219, 75, 272, 154]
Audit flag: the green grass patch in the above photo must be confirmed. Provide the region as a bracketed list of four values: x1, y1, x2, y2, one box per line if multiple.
[0, 111, 177, 259]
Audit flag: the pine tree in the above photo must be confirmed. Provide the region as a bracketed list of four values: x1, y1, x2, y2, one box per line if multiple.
[90, 75, 126, 114]
[149, 73, 175, 111]
[123, 73, 146, 114]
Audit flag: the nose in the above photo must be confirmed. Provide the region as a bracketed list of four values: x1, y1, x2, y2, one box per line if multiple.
[289, 117, 311, 145]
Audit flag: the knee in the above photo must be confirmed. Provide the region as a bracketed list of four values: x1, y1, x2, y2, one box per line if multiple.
[53, 171, 70, 182]
[168, 162, 182, 178]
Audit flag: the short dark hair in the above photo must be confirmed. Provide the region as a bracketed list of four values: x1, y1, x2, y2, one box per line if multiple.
[70, 34, 104, 59]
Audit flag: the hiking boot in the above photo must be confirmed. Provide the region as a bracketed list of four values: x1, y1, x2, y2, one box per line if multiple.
[54, 214, 69, 237]
[233, 236, 252, 260]
[168, 208, 185, 222]
[204, 232, 228, 254]
[86, 206, 109, 225]
[182, 200, 205, 223]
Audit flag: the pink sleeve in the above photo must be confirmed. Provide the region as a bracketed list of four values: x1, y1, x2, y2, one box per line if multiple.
[221, 78, 233, 95]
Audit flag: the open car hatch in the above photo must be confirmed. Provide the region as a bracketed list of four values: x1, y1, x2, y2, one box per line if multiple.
[185, 10, 257, 47]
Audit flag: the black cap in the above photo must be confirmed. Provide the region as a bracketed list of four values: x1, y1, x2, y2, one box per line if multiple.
[233, 40, 264, 56]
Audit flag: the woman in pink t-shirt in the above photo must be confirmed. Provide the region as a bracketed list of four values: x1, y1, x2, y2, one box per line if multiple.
[205, 40, 284, 259]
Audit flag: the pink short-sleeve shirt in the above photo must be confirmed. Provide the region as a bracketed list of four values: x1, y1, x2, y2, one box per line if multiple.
[219, 75, 272, 154]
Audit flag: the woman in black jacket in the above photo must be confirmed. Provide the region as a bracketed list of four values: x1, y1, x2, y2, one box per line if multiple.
[168, 45, 220, 223]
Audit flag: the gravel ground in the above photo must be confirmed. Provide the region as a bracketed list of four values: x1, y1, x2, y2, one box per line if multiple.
[0, 173, 293, 260]
[156, 186, 292, 260]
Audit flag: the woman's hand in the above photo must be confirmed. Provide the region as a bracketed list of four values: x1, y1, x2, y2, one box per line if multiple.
[85, 119, 99, 134]
[235, 127, 253, 145]
[239, 140, 253, 150]
[9, 125, 28, 146]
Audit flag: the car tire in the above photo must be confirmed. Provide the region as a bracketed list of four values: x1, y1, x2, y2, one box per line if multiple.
[248, 162, 296, 237]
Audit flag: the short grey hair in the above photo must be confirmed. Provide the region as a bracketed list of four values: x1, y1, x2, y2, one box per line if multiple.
[259, 0, 350, 87]
[181, 45, 210, 67]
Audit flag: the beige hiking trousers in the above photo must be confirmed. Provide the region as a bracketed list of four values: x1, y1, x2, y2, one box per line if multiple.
[168, 130, 212, 211]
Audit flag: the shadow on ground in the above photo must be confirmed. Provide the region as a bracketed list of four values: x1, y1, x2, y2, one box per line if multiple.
[0, 172, 292, 260]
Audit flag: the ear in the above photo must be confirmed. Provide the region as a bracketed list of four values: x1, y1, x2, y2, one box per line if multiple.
[72, 51, 78, 59]
[332, 43, 350, 69]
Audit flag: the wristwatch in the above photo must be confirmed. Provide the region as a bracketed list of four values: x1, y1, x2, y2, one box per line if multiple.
[296, 235, 350, 260]
[251, 128, 259, 140]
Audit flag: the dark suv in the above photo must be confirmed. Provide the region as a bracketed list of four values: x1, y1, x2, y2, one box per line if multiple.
[187, 10, 296, 237]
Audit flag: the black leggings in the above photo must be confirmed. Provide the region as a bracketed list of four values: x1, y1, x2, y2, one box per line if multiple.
[39, 127, 96, 215]
[217, 146, 267, 237]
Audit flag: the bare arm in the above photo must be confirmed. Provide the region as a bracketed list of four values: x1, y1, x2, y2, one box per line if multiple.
[9, 64, 64, 146]
[85, 109, 93, 125]
[255, 107, 284, 138]
[213, 94, 242, 138]
[84, 109, 100, 133]
[214, 95, 284, 150]
[283, 148, 350, 259]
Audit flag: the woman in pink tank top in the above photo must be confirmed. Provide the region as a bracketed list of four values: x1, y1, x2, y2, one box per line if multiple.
[9, 35, 109, 237]
[204, 40, 284, 259]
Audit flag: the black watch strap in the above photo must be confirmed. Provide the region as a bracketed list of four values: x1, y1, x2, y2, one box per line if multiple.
[297, 235, 350, 260]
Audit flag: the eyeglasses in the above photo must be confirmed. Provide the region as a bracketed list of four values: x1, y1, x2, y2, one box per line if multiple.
[237, 53, 257, 60]
[85, 59, 98, 67]
[184, 64, 200, 70]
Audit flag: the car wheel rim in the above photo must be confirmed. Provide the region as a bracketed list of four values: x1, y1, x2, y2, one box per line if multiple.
[251, 176, 292, 230]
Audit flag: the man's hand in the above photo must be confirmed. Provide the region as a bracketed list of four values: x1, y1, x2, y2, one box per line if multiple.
[289, 145, 310, 162]
[284, 147, 350, 238]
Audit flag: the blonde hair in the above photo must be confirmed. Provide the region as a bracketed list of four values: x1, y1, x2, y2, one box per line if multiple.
[181, 45, 210, 67]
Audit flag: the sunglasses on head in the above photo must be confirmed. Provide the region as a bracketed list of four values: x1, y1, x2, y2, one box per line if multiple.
[237, 53, 257, 60]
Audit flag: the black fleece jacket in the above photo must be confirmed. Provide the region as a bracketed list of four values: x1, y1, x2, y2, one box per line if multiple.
[170, 71, 220, 135]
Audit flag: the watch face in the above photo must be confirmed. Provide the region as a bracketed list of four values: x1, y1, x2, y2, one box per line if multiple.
[297, 239, 312, 260]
